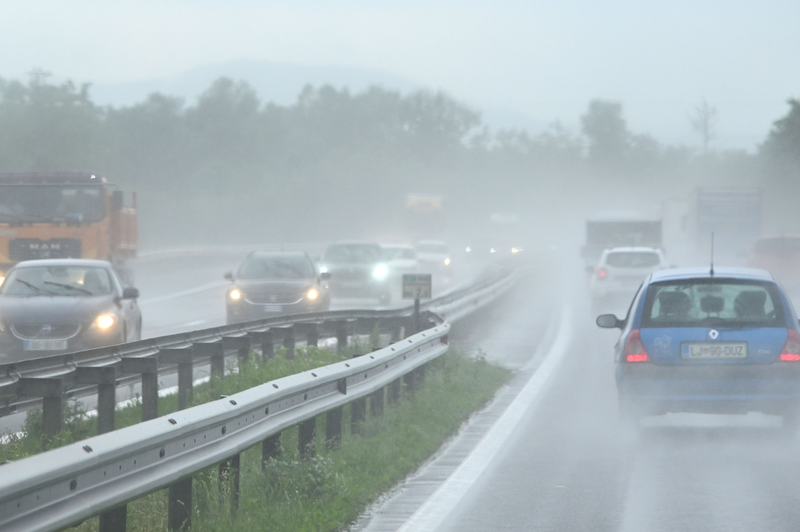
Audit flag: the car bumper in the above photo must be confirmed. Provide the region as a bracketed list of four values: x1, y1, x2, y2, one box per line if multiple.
[0, 328, 124, 359]
[616, 363, 800, 415]
[226, 299, 329, 323]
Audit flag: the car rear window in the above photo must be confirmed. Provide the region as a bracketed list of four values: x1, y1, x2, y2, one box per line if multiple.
[383, 247, 416, 260]
[324, 244, 382, 264]
[605, 251, 661, 268]
[238, 255, 314, 279]
[641, 279, 785, 328]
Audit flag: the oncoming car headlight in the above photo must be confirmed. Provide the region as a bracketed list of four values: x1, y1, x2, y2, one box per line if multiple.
[306, 288, 319, 300]
[229, 289, 242, 300]
[372, 263, 389, 280]
[0, 275, 5, 288]
[444, 258, 451, 266]
[319, 266, 328, 274]
[95, 314, 116, 329]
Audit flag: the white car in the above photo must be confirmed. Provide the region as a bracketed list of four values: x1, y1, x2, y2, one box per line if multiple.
[590, 247, 666, 303]
[416, 240, 452, 278]
[381, 244, 419, 279]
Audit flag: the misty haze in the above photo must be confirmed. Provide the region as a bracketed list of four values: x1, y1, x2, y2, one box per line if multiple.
[2, 2, 800, 531]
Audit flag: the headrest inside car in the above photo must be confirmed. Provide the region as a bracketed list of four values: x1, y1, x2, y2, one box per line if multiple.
[700, 295, 725, 314]
[658, 291, 690, 317]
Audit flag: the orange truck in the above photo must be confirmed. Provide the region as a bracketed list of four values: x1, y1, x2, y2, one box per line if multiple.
[0, 172, 137, 283]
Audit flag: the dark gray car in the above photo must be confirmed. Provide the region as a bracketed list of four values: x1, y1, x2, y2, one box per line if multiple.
[225, 251, 331, 324]
[0, 259, 141, 360]
[321, 241, 391, 304]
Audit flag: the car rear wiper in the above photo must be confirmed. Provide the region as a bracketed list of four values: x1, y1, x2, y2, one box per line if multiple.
[43, 281, 93, 295]
[15, 279, 56, 295]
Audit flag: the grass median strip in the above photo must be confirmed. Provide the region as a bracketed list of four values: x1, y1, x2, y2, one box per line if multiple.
[76, 349, 507, 531]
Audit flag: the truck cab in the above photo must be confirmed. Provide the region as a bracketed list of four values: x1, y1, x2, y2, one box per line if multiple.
[0, 172, 137, 284]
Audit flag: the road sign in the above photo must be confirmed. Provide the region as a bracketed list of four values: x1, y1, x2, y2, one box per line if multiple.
[402, 273, 432, 300]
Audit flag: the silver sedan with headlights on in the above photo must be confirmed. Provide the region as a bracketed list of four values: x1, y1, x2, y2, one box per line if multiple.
[224, 251, 331, 324]
[0, 259, 141, 361]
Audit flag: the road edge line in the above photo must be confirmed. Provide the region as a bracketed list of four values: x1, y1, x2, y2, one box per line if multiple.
[396, 304, 574, 532]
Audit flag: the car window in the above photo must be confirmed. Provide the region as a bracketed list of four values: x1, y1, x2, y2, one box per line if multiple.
[237, 255, 315, 279]
[1, 265, 113, 296]
[324, 244, 382, 264]
[641, 279, 784, 328]
[605, 251, 661, 268]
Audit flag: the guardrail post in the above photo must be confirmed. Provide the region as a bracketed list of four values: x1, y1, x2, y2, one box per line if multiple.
[261, 329, 274, 360]
[122, 357, 159, 422]
[223, 334, 250, 366]
[218, 453, 241, 513]
[262, 433, 281, 470]
[299, 417, 316, 458]
[160, 347, 194, 410]
[325, 407, 343, 450]
[350, 353, 366, 435]
[168, 477, 192, 531]
[18, 377, 63, 444]
[336, 320, 348, 354]
[370, 388, 384, 418]
[99, 505, 127, 532]
[388, 378, 401, 405]
[283, 326, 296, 360]
[75, 366, 118, 435]
[307, 322, 319, 348]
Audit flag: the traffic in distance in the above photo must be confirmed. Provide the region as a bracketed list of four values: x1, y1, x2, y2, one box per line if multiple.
[584, 189, 800, 433]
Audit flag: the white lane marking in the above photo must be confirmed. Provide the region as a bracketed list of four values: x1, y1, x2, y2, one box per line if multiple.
[397, 305, 573, 532]
[138, 281, 228, 306]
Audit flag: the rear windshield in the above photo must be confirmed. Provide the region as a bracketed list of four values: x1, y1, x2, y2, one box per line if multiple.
[641, 279, 785, 328]
[237, 255, 314, 279]
[323, 244, 382, 264]
[605, 251, 661, 268]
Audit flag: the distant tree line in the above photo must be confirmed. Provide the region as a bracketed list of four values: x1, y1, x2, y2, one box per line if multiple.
[0, 73, 797, 246]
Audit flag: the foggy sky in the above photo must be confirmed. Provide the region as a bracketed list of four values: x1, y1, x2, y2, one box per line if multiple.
[2, 0, 799, 151]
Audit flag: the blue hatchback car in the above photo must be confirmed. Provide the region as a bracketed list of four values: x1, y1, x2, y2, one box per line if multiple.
[597, 267, 800, 428]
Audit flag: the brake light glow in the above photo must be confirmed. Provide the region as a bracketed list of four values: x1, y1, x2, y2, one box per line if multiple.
[780, 329, 800, 361]
[597, 268, 608, 280]
[625, 329, 649, 362]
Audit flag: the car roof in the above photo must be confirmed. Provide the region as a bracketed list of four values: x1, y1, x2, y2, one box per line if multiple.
[416, 240, 447, 245]
[12, 259, 112, 269]
[381, 243, 414, 249]
[649, 267, 775, 283]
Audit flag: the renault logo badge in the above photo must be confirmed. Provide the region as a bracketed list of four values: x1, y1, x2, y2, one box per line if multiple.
[709, 329, 719, 340]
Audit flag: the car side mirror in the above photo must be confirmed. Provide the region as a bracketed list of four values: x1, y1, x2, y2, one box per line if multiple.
[596, 314, 623, 329]
[320, 272, 332, 280]
[585, 265, 595, 274]
[122, 287, 139, 299]
[224, 271, 233, 281]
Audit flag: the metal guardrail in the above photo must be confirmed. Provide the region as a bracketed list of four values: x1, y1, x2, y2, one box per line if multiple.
[0, 265, 519, 532]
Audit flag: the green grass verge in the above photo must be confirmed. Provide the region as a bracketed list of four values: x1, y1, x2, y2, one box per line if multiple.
[1, 341, 376, 462]
[68, 349, 510, 531]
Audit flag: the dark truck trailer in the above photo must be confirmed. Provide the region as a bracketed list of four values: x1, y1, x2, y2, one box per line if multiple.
[691, 187, 762, 264]
[582, 217, 662, 265]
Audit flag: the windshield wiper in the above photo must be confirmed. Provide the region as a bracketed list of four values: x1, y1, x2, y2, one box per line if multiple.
[15, 279, 56, 295]
[43, 281, 93, 295]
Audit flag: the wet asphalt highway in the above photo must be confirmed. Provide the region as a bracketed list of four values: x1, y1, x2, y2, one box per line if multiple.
[357, 260, 800, 532]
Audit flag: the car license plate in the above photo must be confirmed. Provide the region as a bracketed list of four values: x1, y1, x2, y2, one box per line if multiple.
[681, 342, 748, 359]
[24, 339, 68, 351]
[263, 305, 283, 313]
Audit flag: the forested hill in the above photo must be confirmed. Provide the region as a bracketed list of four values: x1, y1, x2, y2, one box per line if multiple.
[0, 75, 798, 246]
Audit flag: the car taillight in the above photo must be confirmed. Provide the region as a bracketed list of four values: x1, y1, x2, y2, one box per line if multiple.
[597, 268, 608, 280]
[625, 329, 649, 362]
[780, 329, 800, 361]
